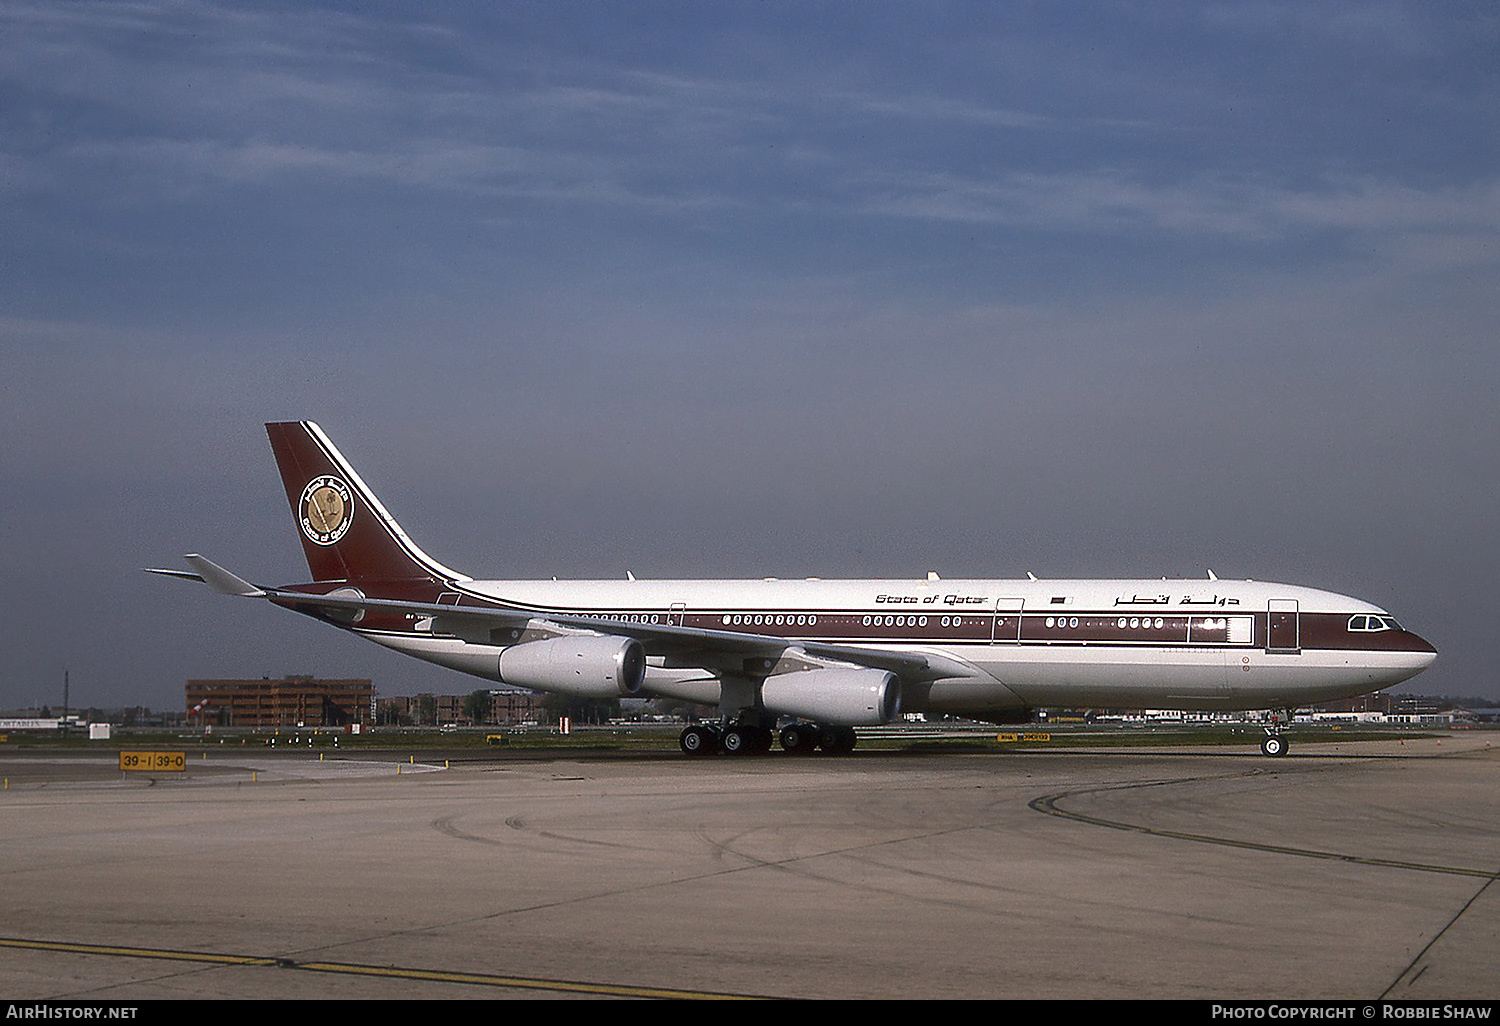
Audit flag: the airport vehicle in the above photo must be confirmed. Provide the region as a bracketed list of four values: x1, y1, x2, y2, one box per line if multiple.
[150, 422, 1436, 757]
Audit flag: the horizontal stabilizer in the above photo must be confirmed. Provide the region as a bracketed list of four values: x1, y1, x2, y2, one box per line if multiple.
[182, 555, 267, 597]
[142, 567, 206, 584]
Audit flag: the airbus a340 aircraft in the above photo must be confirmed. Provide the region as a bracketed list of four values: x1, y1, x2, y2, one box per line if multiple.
[151, 422, 1436, 757]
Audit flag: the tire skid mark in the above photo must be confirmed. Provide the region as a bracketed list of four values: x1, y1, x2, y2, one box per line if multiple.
[692, 825, 1086, 928]
[1029, 772, 1500, 880]
[432, 815, 507, 847]
[433, 812, 660, 854]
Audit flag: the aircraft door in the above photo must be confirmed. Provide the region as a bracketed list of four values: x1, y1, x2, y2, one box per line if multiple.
[992, 598, 1024, 642]
[1267, 599, 1300, 653]
[669, 603, 685, 627]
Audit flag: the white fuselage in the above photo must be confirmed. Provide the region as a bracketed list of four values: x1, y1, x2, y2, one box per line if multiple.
[359, 576, 1436, 715]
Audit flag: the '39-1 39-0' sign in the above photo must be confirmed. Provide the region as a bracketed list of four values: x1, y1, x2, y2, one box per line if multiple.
[118, 751, 185, 773]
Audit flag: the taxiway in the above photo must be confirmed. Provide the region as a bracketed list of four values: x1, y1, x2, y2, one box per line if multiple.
[1, 736, 1496, 1000]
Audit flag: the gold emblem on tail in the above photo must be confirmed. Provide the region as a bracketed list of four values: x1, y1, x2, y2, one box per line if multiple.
[299, 475, 353, 545]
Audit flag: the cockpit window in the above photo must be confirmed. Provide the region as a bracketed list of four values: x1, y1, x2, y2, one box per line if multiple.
[1349, 615, 1397, 632]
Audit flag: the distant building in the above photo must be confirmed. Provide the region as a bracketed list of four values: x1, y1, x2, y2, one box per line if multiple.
[381, 689, 547, 727]
[1384, 709, 1456, 728]
[185, 676, 374, 728]
[489, 689, 548, 725]
[1312, 693, 1393, 715]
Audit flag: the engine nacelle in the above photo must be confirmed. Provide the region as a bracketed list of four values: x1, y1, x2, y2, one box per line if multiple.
[760, 668, 901, 726]
[497, 634, 646, 698]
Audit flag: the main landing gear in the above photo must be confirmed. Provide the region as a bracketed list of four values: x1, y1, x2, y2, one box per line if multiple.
[678, 721, 858, 756]
[678, 722, 772, 756]
[791, 724, 857, 755]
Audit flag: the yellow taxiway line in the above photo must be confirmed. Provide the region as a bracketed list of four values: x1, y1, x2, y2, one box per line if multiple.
[0, 937, 761, 999]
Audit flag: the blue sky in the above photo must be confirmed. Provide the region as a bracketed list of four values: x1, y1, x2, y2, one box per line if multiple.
[3, 1, 1497, 710]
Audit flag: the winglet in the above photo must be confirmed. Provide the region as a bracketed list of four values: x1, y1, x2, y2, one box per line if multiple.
[182, 554, 267, 597]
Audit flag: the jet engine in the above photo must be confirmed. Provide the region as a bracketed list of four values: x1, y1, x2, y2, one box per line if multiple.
[760, 668, 901, 726]
[497, 634, 646, 698]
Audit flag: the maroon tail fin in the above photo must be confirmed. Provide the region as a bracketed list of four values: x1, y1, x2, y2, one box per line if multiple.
[265, 422, 467, 584]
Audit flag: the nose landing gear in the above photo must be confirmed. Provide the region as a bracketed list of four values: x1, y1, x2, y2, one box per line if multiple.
[1260, 708, 1293, 757]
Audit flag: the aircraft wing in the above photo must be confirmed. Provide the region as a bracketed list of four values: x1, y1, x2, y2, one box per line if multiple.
[146, 556, 978, 682]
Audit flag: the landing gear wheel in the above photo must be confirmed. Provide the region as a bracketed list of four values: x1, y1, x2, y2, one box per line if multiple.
[721, 726, 754, 755]
[679, 724, 718, 756]
[779, 723, 818, 754]
[1260, 734, 1288, 757]
[819, 726, 858, 754]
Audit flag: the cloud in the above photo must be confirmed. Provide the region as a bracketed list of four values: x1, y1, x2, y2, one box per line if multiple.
[2, 1, 1497, 707]
[852, 169, 1500, 247]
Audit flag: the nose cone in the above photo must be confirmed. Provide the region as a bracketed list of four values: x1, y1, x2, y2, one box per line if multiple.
[1409, 630, 1438, 667]
[1390, 629, 1437, 685]
[1404, 630, 1440, 660]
